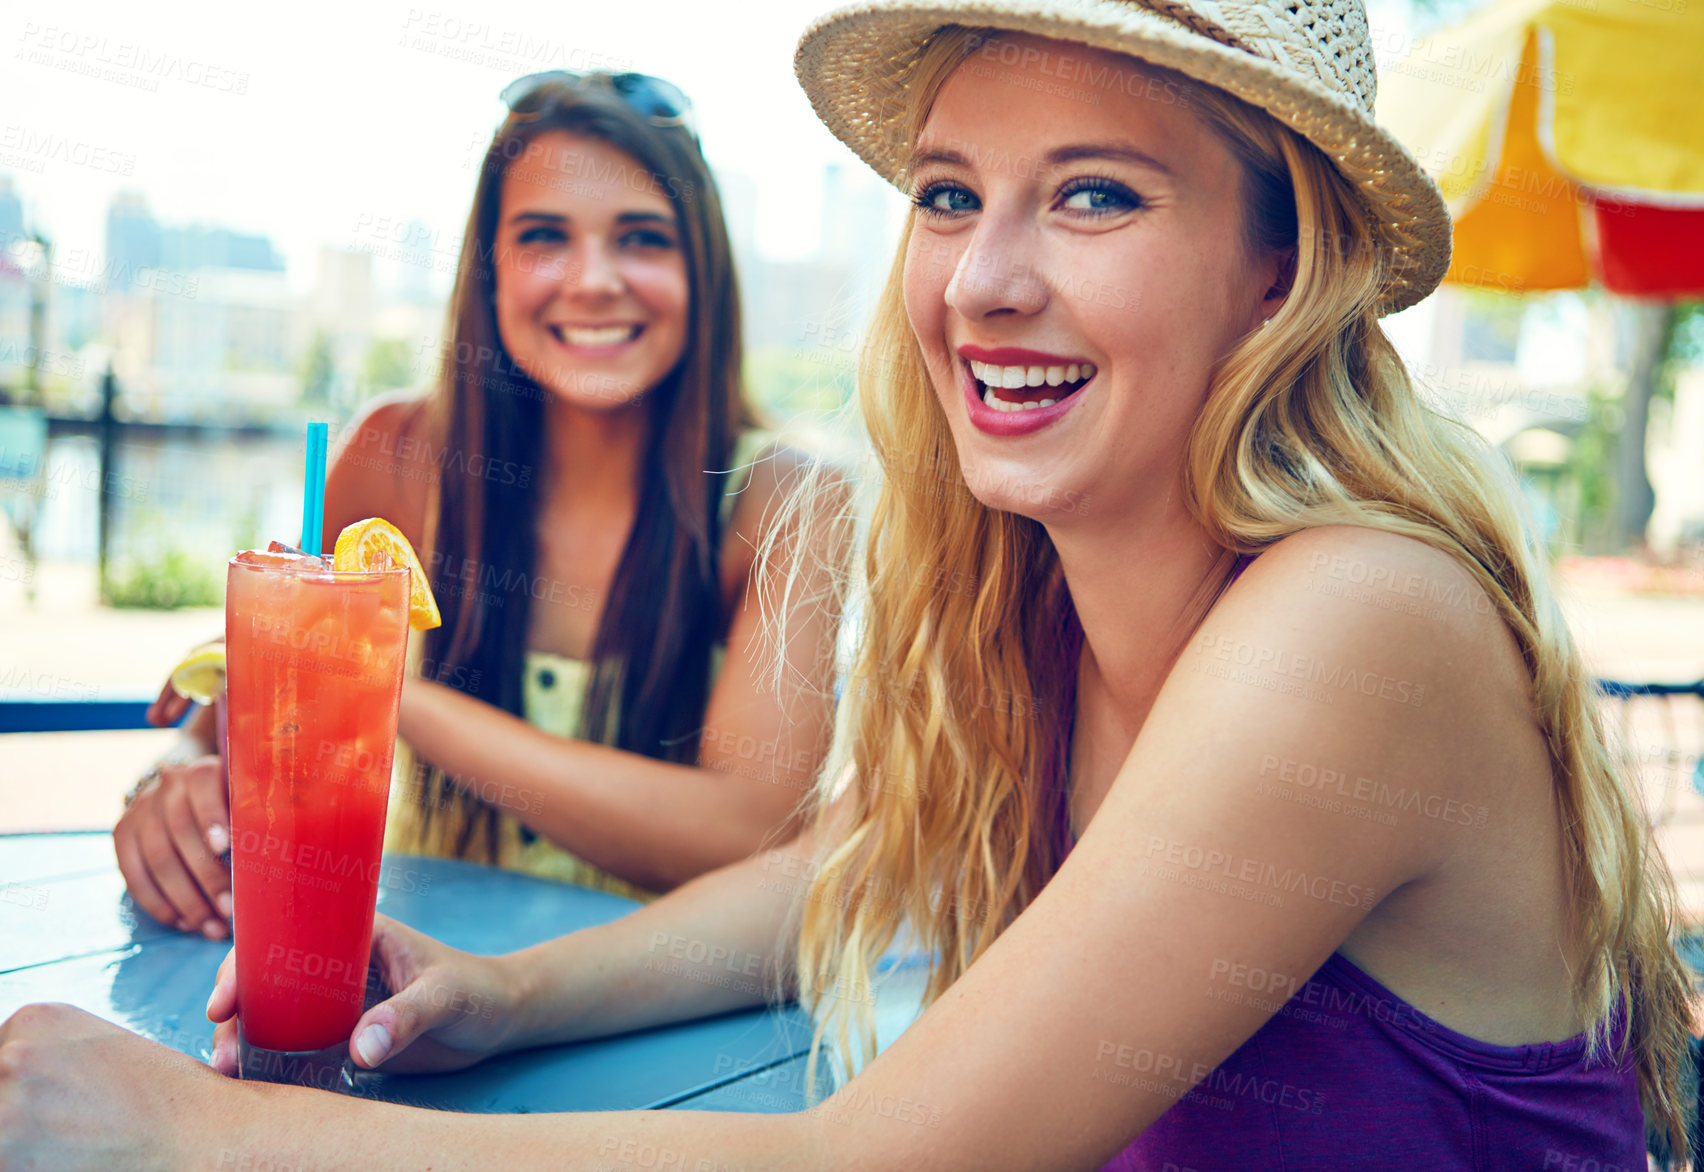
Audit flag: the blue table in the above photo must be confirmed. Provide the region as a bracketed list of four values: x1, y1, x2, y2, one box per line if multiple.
[0, 831, 824, 1114]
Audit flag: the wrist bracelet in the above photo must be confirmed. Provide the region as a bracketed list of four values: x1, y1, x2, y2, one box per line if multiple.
[123, 763, 166, 809]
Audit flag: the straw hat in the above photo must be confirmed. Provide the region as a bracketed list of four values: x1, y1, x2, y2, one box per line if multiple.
[794, 0, 1452, 315]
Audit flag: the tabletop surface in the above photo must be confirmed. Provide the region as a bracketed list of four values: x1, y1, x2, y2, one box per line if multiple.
[0, 831, 828, 1114]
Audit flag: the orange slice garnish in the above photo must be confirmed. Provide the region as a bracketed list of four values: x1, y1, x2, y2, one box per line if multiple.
[331, 518, 441, 631]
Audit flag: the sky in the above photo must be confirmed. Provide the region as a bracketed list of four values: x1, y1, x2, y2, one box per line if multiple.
[1, 0, 888, 285]
[3, 0, 1431, 289]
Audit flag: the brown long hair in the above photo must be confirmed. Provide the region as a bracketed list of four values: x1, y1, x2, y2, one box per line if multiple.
[418, 75, 754, 859]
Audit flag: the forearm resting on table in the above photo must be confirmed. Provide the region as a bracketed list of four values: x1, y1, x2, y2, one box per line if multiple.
[502, 834, 813, 1050]
[222, 1083, 822, 1171]
[402, 682, 803, 890]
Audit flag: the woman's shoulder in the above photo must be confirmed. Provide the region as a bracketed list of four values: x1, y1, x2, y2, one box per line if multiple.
[717, 435, 850, 601]
[323, 389, 440, 549]
[721, 436, 837, 531]
[1163, 525, 1543, 876]
[1210, 524, 1522, 718]
[335, 389, 438, 461]
[1233, 525, 1499, 624]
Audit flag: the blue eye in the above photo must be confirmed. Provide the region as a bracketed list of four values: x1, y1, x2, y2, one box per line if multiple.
[1058, 177, 1141, 216]
[912, 182, 979, 217]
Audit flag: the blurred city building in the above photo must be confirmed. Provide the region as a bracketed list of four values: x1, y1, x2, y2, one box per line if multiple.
[0, 154, 1696, 580]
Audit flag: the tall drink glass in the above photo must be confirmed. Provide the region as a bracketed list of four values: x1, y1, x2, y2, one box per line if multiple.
[224, 554, 410, 1065]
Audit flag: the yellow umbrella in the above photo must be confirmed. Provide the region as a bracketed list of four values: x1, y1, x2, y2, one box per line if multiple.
[1378, 0, 1704, 296]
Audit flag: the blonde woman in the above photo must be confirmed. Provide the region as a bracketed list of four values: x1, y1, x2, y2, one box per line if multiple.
[1, 0, 1693, 1167]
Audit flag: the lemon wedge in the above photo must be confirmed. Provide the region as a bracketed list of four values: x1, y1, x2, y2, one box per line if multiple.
[168, 642, 227, 704]
[332, 518, 441, 631]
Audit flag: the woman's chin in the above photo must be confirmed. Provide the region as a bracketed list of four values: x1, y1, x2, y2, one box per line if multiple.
[961, 482, 1087, 522]
[947, 454, 1084, 520]
[531, 369, 653, 413]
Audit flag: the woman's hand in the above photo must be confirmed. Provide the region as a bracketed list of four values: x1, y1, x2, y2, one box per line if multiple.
[144, 673, 194, 728]
[0, 1002, 227, 1171]
[207, 914, 525, 1076]
[113, 755, 232, 939]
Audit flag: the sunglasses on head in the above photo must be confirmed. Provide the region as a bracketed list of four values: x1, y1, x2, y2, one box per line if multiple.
[500, 70, 697, 139]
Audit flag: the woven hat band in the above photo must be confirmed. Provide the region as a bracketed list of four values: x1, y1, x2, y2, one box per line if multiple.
[1114, 0, 1252, 54]
[1106, 0, 1378, 111]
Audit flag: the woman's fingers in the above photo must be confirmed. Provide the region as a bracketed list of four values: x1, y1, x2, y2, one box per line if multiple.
[345, 975, 471, 1072]
[205, 951, 241, 1075]
[348, 982, 440, 1071]
[145, 678, 191, 728]
[341, 921, 508, 1073]
[113, 761, 232, 934]
[180, 758, 232, 863]
[350, 1009, 396, 1069]
[368, 914, 422, 984]
[159, 776, 231, 938]
[205, 949, 237, 1024]
[135, 820, 218, 932]
[345, 918, 425, 1068]
[125, 772, 219, 933]
[208, 1018, 239, 1076]
[111, 817, 182, 930]
[202, 919, 494, 1078]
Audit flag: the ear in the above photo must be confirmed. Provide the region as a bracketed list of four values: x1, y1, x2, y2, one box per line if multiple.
[1262, 246, 1298, 314]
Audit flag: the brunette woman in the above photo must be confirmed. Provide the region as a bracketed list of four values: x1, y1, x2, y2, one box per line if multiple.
[111, 71, 844, 931]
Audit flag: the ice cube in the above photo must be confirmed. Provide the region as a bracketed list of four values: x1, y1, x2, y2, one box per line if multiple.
[234, 548, 326, 570]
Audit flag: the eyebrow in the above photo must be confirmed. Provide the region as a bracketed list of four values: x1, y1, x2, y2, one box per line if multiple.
[506, 210, 674, 226]
[909, 142, 1175, 177]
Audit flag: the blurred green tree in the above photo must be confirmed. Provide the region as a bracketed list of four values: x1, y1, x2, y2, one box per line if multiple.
[298, 330, 335, 405]
[362, 338, 417, 396]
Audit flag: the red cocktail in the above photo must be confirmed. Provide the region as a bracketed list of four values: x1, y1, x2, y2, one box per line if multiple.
[225, 551, 410, 1052]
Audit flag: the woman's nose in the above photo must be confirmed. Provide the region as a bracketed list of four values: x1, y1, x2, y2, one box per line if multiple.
[559, 241, 624, 298]
[944, 220, 1050, 321]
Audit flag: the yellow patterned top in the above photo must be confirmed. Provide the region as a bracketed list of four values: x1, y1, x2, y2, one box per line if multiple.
[383, 430, 771, 902]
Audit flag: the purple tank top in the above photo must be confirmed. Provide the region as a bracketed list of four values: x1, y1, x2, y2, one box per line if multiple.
[1065, 552, 1646, 1169]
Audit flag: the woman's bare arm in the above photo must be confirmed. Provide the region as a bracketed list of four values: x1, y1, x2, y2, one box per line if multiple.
[187, 823, 834, 1164]
[201, 816, 833, 1072]
[398, 448, 848, 891]
[504, 822, 822, 1047]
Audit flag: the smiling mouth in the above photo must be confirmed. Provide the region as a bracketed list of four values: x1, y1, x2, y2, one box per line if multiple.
[548, 324, 644, 348]
[967, 358, 1097, 412]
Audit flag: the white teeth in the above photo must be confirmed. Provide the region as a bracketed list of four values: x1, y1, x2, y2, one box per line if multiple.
[558, 325, 638, 346]
[969, 361, 1095, 388]
[969, 358, 1094, 413]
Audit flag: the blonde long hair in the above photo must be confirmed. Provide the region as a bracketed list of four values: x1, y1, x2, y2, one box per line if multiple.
[783, 26, 1695, 1158]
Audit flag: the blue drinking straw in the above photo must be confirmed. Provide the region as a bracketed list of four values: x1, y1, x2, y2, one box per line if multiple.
[301, 422, 328, 557]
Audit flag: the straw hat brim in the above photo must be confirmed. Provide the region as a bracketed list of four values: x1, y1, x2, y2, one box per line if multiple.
[795, 0, 1452, 316]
